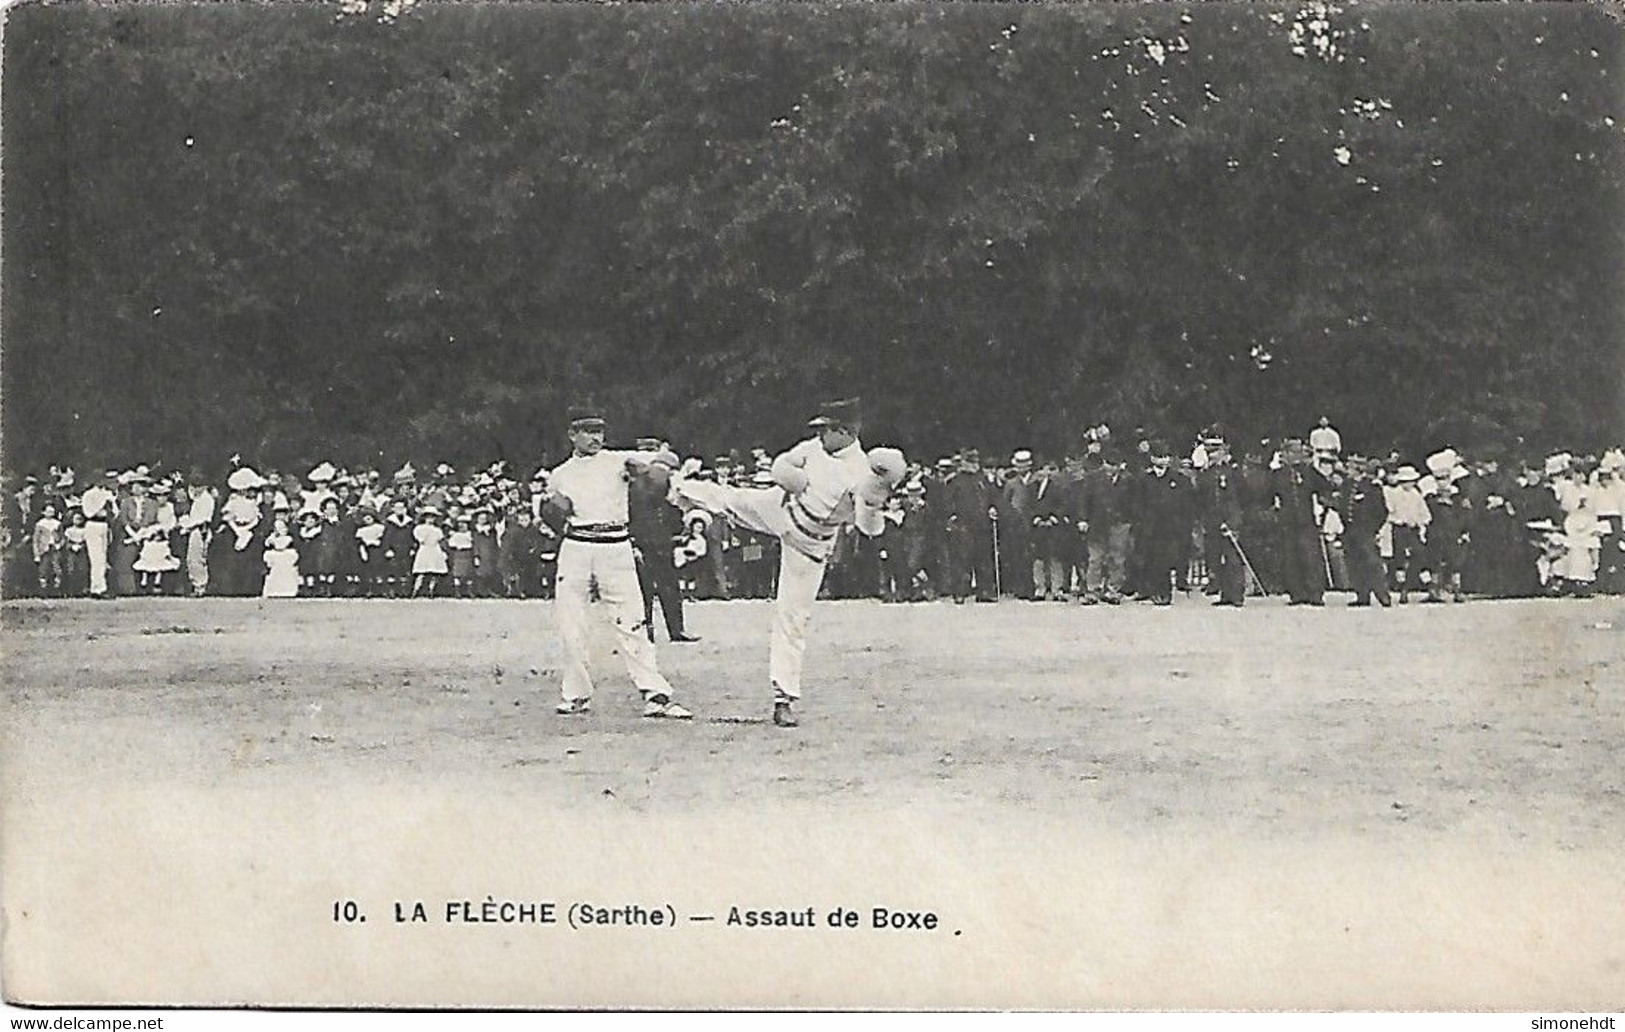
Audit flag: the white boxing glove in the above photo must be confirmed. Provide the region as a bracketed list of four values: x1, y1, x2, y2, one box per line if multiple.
[772, 453, 811, 495]
[867, 447, 908, 488]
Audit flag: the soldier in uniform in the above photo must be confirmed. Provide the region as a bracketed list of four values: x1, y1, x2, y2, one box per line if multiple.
[1136, 442, 1194, 606]
[1273, 438, 1331, 605]
[1197, 439, 1248, 607]
[629, 436, 700, 644]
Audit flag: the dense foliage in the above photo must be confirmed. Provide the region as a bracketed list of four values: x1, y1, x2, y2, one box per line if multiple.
[3, 0, 1621, 471]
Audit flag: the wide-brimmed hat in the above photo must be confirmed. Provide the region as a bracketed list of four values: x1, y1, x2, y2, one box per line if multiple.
[227, 467, 263, 492]
[307, 462, 337, 483]
[1393, 465, 1421, 483]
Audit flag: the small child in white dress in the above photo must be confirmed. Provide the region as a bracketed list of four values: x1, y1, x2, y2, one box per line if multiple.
[262, 516, 300, 598]
[411, 508, 448, 598]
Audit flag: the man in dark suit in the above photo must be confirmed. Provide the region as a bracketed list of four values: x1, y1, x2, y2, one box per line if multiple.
[1341, 457, 1392, 607]
[1076, 457, 1133, 604]
[1028, 458, 1072, 600]
[1198, 440, 1248, 607]
[939, 450, 997, 603]
[1137, 443, 1194, 605]
[998, 450, 1038, 599]
[630, 437, 700, 644]
[1273, 438, 1332, 605]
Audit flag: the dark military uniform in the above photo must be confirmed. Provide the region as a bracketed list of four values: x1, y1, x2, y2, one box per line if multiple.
[939, 465, 996, 602]
[1137, 466, 1194, 604]
[1198, 462, 1247, 606]
[1273, 461, 1331, 605]
[629, 472, 691, 640]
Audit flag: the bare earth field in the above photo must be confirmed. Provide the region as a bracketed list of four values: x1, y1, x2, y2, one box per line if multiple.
[3, 594, 1623, 1008]
[4, 594, 1622, 836]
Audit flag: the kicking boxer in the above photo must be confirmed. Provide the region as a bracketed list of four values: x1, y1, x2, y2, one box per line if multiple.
[545, 407, 691, 719]
[671, 398, 906, 728]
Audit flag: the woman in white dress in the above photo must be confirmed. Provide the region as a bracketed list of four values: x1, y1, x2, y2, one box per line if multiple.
[131, 480, 182, 593]
[262, 516, 301, 598]
[1554, 493, 1603, 595]
[411, 507, 448, 598]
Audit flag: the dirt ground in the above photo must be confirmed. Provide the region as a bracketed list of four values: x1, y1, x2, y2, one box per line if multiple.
[3, 593, 1622, 840]
[4, 593, 1624, 1008]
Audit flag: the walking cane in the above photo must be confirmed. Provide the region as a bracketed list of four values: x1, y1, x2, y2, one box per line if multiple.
[1223, 526, 1265, 596]
[1318, 528, 1335, 589]
[990, 507, 1002, 598]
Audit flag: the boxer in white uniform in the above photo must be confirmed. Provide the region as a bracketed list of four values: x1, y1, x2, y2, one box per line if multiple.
[671, 398, 906, 727]
[545, 407, 691, 719]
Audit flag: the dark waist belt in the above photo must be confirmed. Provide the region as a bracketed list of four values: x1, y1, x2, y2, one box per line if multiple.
[784, 496, 838, 542]
[85, 517, 109, 524]
[566, 522, 630, 544]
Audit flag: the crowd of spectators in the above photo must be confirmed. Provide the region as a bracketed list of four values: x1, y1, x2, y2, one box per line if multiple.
[5, 419, 1622, 606]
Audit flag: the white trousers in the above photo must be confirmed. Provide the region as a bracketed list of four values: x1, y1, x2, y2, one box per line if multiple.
[187, 530, 210, 593]
[554, 539, 673, 704]
[673, 481, 830, 701]
[84, 521, 110, 596]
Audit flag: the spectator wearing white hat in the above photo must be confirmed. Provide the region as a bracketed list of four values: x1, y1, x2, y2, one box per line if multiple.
[1308, 416, 1342, 457]
[213, 467, 266, 596]
[301, 462, 338, 515]
[1384, 464, 1431, 603]
[998, 449, 1038, 599]
[111, 470, 155, 597]
[132, 479, 182, 594]
[1554, 490, 1605, 595]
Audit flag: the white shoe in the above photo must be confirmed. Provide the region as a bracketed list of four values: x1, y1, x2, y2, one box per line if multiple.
[643, 697, 693, 719]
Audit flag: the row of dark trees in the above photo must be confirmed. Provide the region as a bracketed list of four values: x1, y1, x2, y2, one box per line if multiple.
[3, 0, 1621, 476]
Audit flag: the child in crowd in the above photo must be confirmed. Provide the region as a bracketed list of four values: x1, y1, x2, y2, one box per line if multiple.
[354, 508, 386, 597]
[446, 513, 476, 598]
[499, 508, 538, 598]
[62, 509, 90, 596]
[132, 482, 181, 595]
[32, 502, 64, 596]
[311, 497, 346, 597]
[263, 515, 300, 598]
[411, 507, 447, 597]
[380, 498, 415, 598]
[296, 510, 324, 594]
